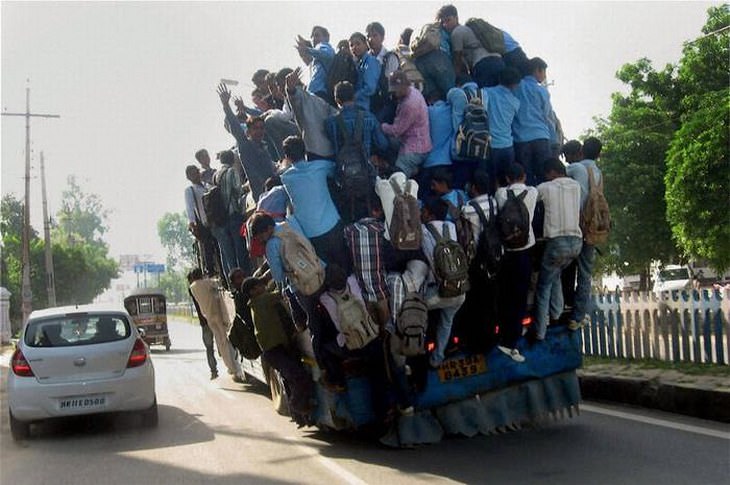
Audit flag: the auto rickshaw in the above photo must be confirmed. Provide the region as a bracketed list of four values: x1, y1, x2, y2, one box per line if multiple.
[124, 288, 171, 351]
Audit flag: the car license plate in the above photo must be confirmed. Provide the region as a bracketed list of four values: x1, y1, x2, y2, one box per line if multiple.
[58, 395, 107, 411]
[437, 354, 487, 382]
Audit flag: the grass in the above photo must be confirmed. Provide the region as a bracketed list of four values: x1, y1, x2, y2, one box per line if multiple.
[583, 355, 730, 377]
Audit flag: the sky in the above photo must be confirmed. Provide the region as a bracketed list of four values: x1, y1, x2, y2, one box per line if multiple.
[1, 0, 718, 264]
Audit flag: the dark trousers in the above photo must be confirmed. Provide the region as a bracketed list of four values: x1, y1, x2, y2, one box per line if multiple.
[497, 249, 532, 348]
[503, 47, 530, 77]
[473, 56, 506, 88]
[561, 260, 577, 310]
[514, 139, 551, 186]
[201, 325, 217, 374]
[414, 49, 456, 100]
[196, 227, 219, 277]
[490, 146, 516, 188]
[262, 345, 314, 414]
[310, 220, 350, 272]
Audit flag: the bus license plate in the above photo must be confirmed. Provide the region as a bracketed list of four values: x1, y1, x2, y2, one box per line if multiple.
[59, 395, 107, 411]
[438, 354, 487, 382]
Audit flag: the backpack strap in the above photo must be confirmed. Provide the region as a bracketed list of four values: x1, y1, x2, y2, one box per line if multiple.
[335, 113, 351, 148]
[468, 200, 488, 227]
[353, 111, 364, 149]
[390, 178, 404, 196]
[426, 222, 443, 243]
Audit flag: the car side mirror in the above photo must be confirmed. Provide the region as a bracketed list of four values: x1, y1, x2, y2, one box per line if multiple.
[137, 327, 146, 339]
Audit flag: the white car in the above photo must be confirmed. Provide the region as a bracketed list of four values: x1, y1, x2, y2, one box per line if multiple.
[7, 305, 157, 440]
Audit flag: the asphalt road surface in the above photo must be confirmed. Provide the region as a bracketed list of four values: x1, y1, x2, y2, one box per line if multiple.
[2, 319, 728, 485]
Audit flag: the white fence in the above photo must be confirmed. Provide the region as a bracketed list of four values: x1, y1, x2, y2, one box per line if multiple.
[586, 288, 730, 365]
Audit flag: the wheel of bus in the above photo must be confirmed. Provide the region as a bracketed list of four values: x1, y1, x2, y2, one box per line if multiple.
[164, 338, 171, 351]
[266, 366, 290, 417]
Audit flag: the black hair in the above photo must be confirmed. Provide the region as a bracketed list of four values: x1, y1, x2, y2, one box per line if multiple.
[472, 170, 491, 195]
[505, 162, 526, 182]
[311, 25, 330, 42]
[334, 81, 355, 103]
[431, 167, 453, 188]
[185, 164, 200, 179]
[499, 67, 522, 87]
[240, 276, 264, 296]
[283, 136, 306, 161]
[366, 22, 385, 37]
[349, 32, 367, 44]
[219, 150, 235, 166]
[264, 175, 282, 191]
[194, 148, 208, 162]
[252, 69, 270, 86]
[582, 137, 603, 160]
[399, 28, 414, 46]
[436, 4, 458, 21]
[424, 197, 449, 221]
[249, 213, 276, 237]
[529, 57, 548, 72]
[337, 39, 350, 51]
[562, 140, 582, 157]
[228, 267, 245, 285]
[275, 67, 294, 88]
[187, 268, 203, 283]
[543, 158, 566, 176]
[246, 115, 265, 128]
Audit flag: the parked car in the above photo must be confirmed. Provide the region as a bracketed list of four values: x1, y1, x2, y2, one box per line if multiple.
[7, 305, 157, 440]
[653, 264, 692, 298]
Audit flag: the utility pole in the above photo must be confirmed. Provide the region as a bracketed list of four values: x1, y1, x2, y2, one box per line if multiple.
[40, 152, 57, 306]
[2, 81, 60, 324]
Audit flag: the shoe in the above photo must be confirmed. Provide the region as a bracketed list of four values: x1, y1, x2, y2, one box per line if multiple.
[498, 346, 526, 363]
[232, 374, 245, 384]
[210, 370, 219, 380]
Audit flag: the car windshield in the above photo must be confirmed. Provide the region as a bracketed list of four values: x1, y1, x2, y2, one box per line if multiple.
[659, 268, 690, 281]
[25, 314, 131, 347]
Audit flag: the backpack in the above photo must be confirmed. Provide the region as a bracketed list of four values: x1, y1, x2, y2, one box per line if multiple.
[455, 92, 490, 161]
[580, 167, 610, 246]
[371, 51, 398, 114]
[497, 189, 530, 249]
[426, 223, 470, 298]
[389, 179, 422, 250]
[327, 49, 358, 100]
[228, 315, 262, 360]
[396, 291, 428, 356]
[330, 284, 379, 350]
[392, 50, 425, 92]
[202, 185, 228, 227]
[445, 192, 473, 257]
[278, 224, 325, 296]
[468, 199, 503, 280]
[465, 18, 506, 55]
[410, 22, 441, 58]
[335, 111, 373, 197]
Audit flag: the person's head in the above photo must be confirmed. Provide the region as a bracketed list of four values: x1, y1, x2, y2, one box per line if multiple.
[246, 116, 266, 143]
[275, 67, 294, 92]
[561, 140, 583, 163]
[470, 170, 491, 197]
[195, 148, 210, 167]
[499, 67, 522, 89]
[251, 88, 271, 111]
[337, 39, 351, 54]
[430, 167, 453, 195]
[219, 150, 235, 166]
[185, 164, 201, 184]
[311, 25, 330, 45]
[187, 267, 203, 284]
[422, 197, 449, 222]
[399, 28, 414, 46]
[529, 57, 548, 83]
[250, 213, 276, 243]
[370, 196, 384, 220]
[282, 135, 306, 163]
[349, 32, 369, 58]
[389, 70, 411, 99]
[252, 69, 270, 89]
[240, 276, 266, 298]
[505, 162, 526, 185]
[436, 4, 459, 32]
[228, 268, 246, 291]
[324, 264, 348, 292]
[543, 157, 567, 180]
[365, 22, 386, 54]
[582, 136, 602, 160]
[334, 81, 355, 106]
[264, 175, 282, 192]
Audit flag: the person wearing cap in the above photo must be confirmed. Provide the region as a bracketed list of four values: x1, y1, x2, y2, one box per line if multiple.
[381, 71, 432, 178]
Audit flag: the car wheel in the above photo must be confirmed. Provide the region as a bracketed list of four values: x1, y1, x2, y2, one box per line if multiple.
[165, 340, 171, 351]
[141, 399, 159, 428]
[267, 367, 290, 417]
[9, 410, 30, 440]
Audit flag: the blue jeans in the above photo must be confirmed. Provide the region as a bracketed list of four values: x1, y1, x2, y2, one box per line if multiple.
[572, 242, 596, 323]
[514, 139, 551, 186]
[425, 285, 465, 366]
[211, 213, 249, 281]
[534, 236, 582, 339]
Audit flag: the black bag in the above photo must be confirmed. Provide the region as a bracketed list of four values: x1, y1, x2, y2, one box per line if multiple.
[469, 199, 503, 280]
[202, 185, 227, 228]
[497, 189, 530, 249]
[426, 223, 470, 298]
[334, 112, 374, 221]
[371, 52, 397, 115]
[228, 315, 262, 360]
[455, 91, 490, 161]
[327, 49, 358, 100]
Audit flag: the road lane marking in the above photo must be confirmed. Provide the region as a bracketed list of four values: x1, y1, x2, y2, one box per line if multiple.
[285, 437, 368, 485]
[582, 404, 730, 439]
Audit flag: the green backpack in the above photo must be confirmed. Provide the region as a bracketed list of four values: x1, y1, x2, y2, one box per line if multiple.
[426, 223, 470, 298]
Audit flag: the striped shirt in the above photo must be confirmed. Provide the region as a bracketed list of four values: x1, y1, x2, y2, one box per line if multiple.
[536, 177, 582, 239]
[344, 218, 389, 303]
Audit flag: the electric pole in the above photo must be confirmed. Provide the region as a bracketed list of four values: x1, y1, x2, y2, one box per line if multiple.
[2, 81, 60, 324]
[40, 151, 57, 306]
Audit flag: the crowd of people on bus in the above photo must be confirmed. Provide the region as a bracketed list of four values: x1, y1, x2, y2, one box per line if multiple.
[183, 4, 608, 425]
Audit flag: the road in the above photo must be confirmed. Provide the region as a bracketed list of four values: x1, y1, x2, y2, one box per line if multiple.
[1, 319, 728, 485]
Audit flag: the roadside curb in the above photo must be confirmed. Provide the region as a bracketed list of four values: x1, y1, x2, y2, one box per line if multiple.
[579, 373, 730, 423]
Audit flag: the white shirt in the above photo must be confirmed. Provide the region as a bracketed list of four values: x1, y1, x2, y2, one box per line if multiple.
[375, 172, 419, 240]
[461, 194, 497, 245]
[536, 177, 582, 239]
[373, 47, 400, 79]
[495, 183, 538, 251]
[185, 183, 209, 226]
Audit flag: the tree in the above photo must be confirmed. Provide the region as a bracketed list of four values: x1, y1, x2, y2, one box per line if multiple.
[55, 175, 110, 248]
[157, 212, 196, 271]
[664, 5, 730, 273]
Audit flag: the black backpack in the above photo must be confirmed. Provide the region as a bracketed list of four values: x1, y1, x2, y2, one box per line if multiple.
[327, 49, 358, 101]
[228, 315, 262, 360]
[371, 52, 397, 115]
[335, 111, 374, 197]
[469, 199, 503, 280]
[455, 91, 490, 161]
[202, 184, 227, 228]
[497, 189, 530, 249]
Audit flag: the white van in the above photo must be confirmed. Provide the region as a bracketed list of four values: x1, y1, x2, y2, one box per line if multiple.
[653, 264, 692, 298]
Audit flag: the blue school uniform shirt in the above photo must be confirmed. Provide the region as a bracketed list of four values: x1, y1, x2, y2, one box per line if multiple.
[424, 100, 453, 168]
[280, 159, 340, 238]
[306, 42, 335, 96]
[484, 85, 520, 149]
[355, 53, 381, 111]
[502, 31, 520, 53]
[441, 189, 468, 221]
[512, 75, 554, 143]
[266, 218, 315, 286]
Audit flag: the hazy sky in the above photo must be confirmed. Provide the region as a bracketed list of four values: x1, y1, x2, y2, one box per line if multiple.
[1, 1, 717, 263]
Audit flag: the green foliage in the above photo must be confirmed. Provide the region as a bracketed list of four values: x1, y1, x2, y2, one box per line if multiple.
[157, 269, 190, 303]
[157, 212, 196, 271]
[55, 175, 110, 249]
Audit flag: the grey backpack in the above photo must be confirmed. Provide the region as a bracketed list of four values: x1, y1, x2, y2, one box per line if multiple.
[426, 223, 470, 298]
[389, 179, 422, 250]
[330, 285, 379, 350]
[396, 291, 428, 356]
